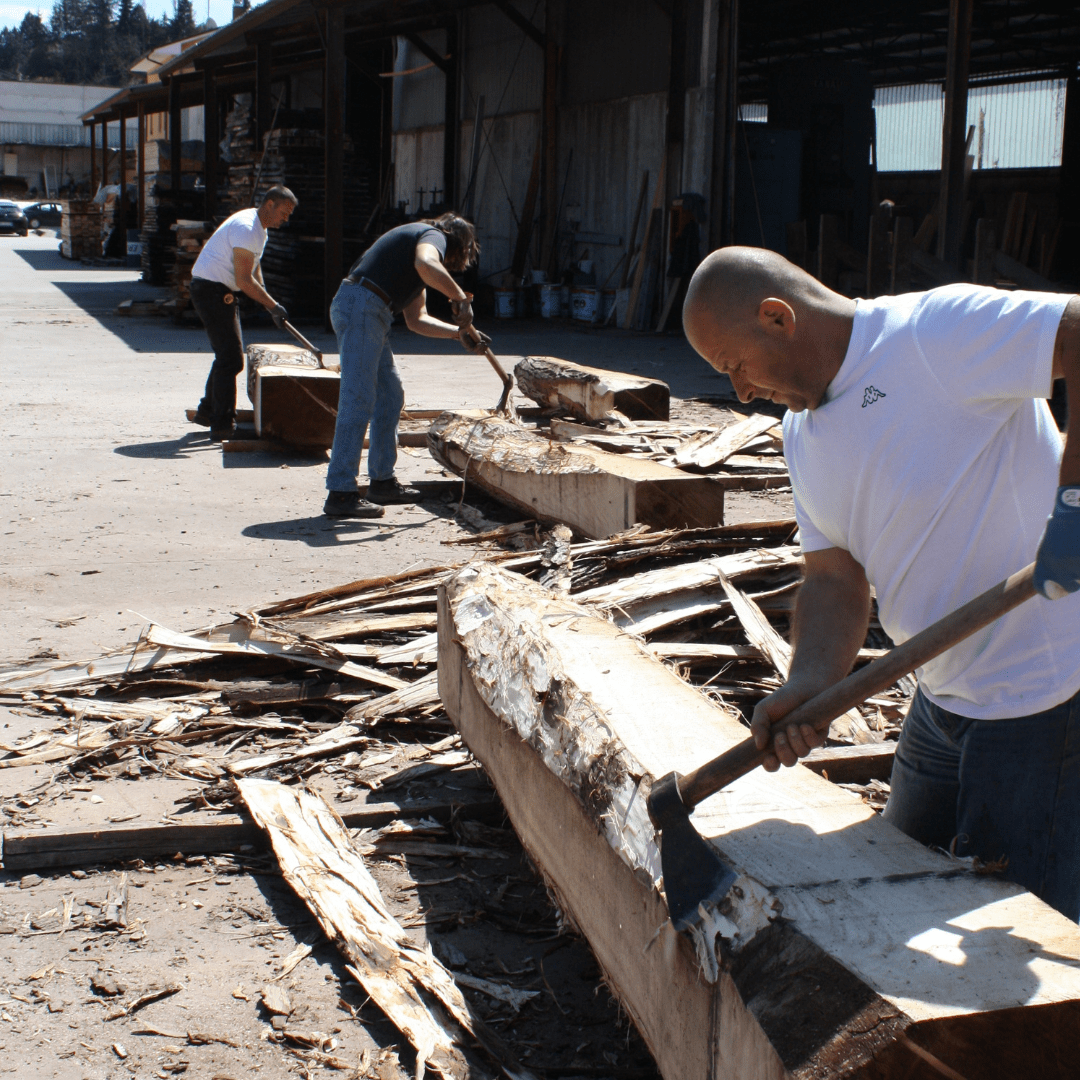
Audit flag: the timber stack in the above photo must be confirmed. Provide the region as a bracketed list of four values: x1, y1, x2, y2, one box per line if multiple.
[60, 199, 102, 260]
[170, 219, 210, 304]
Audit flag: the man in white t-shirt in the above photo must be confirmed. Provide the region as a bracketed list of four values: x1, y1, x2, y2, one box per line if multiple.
[683, 246, 1080, 918]
[189, 185, 297, 437]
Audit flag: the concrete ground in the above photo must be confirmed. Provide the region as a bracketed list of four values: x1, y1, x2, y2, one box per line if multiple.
[1, 230, 753, 667]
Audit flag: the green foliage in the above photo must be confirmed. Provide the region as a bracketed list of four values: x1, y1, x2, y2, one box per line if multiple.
[0, 0, 183, 85]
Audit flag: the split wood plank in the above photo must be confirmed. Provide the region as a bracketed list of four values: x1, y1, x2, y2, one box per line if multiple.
[802, 740, 896, 784]
[513, 356, 670, 421]
[238, 779, 533, 1080]
[439, 563, 1080, 1080]
[2, 787, 499, 872]
[143, 624, 408, 692]
[343, 670, 441, 722]
[428, 411, 726, 539]
[647, 642, 889, 664]
[673, 412, 781, 469]
[716, 570, 875, 742]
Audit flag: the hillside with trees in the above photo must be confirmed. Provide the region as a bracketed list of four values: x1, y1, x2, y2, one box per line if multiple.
[0, 0, 199, 86]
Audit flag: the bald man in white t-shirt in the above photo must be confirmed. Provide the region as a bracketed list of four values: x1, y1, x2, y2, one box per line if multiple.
[683, 247, 1080, 919]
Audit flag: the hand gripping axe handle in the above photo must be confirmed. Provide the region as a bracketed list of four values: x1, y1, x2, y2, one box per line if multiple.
[647, 561, 1038, 932]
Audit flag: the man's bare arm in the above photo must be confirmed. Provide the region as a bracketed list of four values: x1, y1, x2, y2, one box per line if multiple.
[402, 289, 462, 340]
[1051, 295, 1080, 486]
[233, 249, 278, 310]
[751, 546, 871, 770]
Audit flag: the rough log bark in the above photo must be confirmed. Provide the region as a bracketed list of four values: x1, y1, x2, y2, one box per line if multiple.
[427, 412, 724, 538]
[439, 563, 1080, 1080]
[514, 356, 670, 420]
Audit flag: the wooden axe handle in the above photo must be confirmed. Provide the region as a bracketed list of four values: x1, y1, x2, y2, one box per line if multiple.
[676, 561, 1038, 810]
[464, 325, 512, 389]
[283, 320, 323, 366]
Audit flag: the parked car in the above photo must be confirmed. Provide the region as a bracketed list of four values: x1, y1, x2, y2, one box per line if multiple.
[22, 201, 63, 228]
[0, 201, 29, 236]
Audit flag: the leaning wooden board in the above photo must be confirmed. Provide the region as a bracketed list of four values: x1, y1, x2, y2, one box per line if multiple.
[438, 563, 1080, 1080]
[428, 411, 726, 538]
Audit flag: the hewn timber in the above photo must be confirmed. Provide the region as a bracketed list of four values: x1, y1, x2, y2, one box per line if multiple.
[247, 343, 338, 447]
[428, 411, 725, 538]
[514, 356, 670, 420]
[439, 563, 1080, 1080]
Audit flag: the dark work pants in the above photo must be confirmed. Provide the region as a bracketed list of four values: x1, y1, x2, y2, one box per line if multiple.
[190, 277, 245, 425]
[883, 685, 1080, 921]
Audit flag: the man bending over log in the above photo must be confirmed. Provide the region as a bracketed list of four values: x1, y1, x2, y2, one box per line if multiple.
[322, 214, 491, 519]
[683, 247, 1080, 918]
[189, 185, 298, 439]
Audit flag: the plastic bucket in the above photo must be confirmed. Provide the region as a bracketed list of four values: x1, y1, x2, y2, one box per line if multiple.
[494, 286, 516, 319]
[600, 288, 617, 322]
[572, 288, 599, 324]
[540, 283, 561, 318]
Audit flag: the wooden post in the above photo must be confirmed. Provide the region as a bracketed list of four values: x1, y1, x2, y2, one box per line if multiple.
[540, 0, 564, 271]
[665, 0, 688, 216]
[204, 66, 219, 221]
[137, 102, 145, 231]
[937, 0, 973, 268]
[90, 121, 97, 194]
[890, 216, 912, 293]
[443, 17, 459, 209]
[973, 218, 996, 285]
[118, 113, 127, 213]
[169, 75, 182, 195]
[866, 207, 890, 297]
[256, 41, 271, 155]
[817, 212, 838, 288]
[707, 0, 738, 250]
[324, 6, 345, 328]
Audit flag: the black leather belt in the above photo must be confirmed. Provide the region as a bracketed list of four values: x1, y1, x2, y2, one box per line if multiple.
[346, 275, 391, 306]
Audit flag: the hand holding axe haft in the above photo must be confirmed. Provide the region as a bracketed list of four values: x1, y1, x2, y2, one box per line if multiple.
[647, 562, 1039, 934]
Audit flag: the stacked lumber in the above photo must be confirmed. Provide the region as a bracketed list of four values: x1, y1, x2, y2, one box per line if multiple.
[60, 199, 102, 260]
[170, 219, 211, 303]
[515, 355, 671, 420]
[219, 100, 256, 217]
[439, 561, 1080, 1080]
[429, 411, 730, 537]
[140, 181, 205, 286]
[256, 127, 375, 319]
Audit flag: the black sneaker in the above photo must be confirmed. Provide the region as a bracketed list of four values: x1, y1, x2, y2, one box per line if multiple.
[209, 421, 236, 442]
[190, 407, 213, 427]
[323, 491, 386, 519]
[367, 478, 422, 504]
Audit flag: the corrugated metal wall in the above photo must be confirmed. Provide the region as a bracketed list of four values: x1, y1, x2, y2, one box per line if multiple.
[873, 76, 1067, 172]
[0, 121, 139, 148]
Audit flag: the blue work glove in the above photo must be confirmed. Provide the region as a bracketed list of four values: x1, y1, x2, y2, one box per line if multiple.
[270, 303, 288, 330]
[1033, 486, 1080, 600]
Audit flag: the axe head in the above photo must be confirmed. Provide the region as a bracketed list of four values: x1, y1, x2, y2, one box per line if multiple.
[648, 771, 739, 933]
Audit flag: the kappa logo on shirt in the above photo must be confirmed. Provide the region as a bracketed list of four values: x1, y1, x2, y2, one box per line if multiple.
[862, 386, 886, 408]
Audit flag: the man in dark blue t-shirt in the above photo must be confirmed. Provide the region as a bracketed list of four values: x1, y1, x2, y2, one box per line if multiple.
[323, 213, 490, 518]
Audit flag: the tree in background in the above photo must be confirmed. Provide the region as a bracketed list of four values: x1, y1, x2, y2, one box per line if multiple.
[0, 0, 191, 84]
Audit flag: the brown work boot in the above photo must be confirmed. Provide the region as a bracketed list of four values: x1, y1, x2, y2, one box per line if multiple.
[367, 478, 422, 504]
[323, 491, 386, 519]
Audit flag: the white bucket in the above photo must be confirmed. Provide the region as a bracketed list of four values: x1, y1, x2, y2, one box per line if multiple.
[494, 287, 516, 319]
[572, 288, 599, 323]
[540, 283, 561, 318]
[600, 288, 617, 322]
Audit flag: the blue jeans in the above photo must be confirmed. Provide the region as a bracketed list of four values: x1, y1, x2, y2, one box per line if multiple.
[326, 281, 403, 491]
[883, 685, 1080, 920]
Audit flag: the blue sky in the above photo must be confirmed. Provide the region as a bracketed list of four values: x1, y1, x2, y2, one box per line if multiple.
[1, 0, 236, 33]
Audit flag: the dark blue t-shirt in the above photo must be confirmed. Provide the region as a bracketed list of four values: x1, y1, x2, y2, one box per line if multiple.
[348, 222, 447, 313]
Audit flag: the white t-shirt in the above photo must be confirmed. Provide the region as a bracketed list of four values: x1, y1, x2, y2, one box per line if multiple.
[783, 284, 1079, 720]
[192, 208, 267, 291]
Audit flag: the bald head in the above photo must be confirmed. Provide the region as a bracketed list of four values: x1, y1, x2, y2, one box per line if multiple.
[682, 247, 855, 412]
[684, 246, 832, 337]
